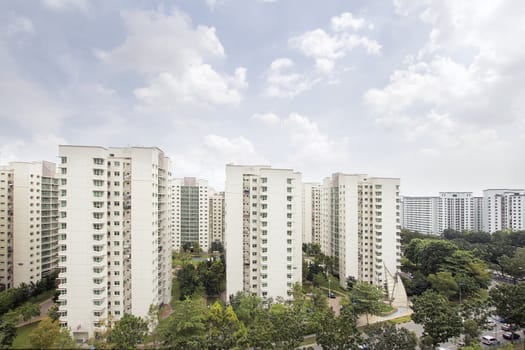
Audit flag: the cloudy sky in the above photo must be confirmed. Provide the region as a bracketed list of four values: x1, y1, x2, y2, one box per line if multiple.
[1, 0, 524, 195]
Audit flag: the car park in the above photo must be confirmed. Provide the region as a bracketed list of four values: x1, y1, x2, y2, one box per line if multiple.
[502, 332, 520, 340]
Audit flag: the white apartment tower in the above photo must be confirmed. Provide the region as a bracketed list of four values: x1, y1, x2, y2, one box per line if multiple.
[301, 183, 321, 245]
[225, 165, 302, 300]
[0, 161, 59, 289]
[171, 178, 209, 252]
[209, 190, 225, 249]
[401, 196, 439, 235]
[57, 146, 172, 340]
[483, 189, 525, 233]
[438, 192, 478, 233]
[320, 173, 402, 290]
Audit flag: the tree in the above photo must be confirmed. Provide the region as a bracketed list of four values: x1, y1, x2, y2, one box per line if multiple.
[489, 281, 525, 328]
[346, 276, 357, 291]
[316, 305, 362, 350]
[158, 298, 208, 350]
[268, 303, 305, 349]
[206, 302, 247, 350]
[412, 290, 462, 347]
[29, 318, 60, 348]
[203, 259, 226, 296]
[107, 313, 148, 349]
[404, 239, 458, 275]
[177, 263, 202, 299]
[0, 320, 16, 349]
[364, 322, 417, 350]
[349, 281, 387, 324]
[48, 304, 59, 321]
[427, 271, 458, 299]
[499, 247, 525, 284]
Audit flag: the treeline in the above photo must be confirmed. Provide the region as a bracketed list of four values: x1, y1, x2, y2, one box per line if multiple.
[0, 271, 57, 316]
[176, 256, 226, 299]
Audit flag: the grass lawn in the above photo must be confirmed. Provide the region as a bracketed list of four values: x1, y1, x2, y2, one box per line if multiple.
[12, 322, 39, 349]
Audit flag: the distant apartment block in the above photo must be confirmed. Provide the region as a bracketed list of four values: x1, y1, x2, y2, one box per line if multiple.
[171, 178, 209, 252]
[319, 173, 402, 290]
[0, 161, 59, 289]
[301, 183, 321, 245]
[402, 192, 483, 234]
[209, 190, 224, 249]
[225, 165, 302, 300]
[483, 189, 525, 233]
[57, 146, 172, 340]
[401, 196, 439, 235]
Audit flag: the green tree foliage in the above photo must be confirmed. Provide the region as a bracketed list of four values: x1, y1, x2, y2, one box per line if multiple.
[316, 305, 362, 350]
[268, 303, 305, 349]
[0, 320, 16, 349]
[412, 290, 462, 347]
[427, 271, 458, 299]
[0, 272, 57, 317]
[499, 247, 525, 284]
[177, 257, 226, 299]
[364, 322, 417, 350]
[47, 304, 59, 321]
[28, 317, 75, 349]
[158, 298, 208, 349]
[349, 281, 387, 324]
[206, 302, 247, 350]
[489, 281, 525, 328]
[405, 239, 458, 276]
[107, 313, 148, 349]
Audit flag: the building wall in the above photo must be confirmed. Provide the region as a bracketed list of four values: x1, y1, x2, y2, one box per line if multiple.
[483, 189, 525, 233]
[320, 173, 401, 289]
[225, 165, 302, 300]
[401, 196, 439, 235]
[58, 146, 171, 339]
[209, 191, 224, 247]
[0, 162, 58, 289]
[171, 178, 209, 252]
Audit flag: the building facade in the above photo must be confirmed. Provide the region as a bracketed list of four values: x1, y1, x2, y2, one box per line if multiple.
[0, 161, 59, 289]
[225, 165, 302, 300]
[57, 146, 172, 340]
[402, 192, 483, 234]
[301, 183, 321, 246]
[483, 189, 525, 233]
[320, 173, 402, 290]
[209, 190, 225, 250]
[171, 178, 209, 252]
[401, 196, 439, 235]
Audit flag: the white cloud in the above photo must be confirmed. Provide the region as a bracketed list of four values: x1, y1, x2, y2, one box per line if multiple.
[289, 23, 381, 75]
[264, 58, 317, 98]
[252, 113, 281, 125]
[134, 64, 247, 109]
[96, 10, 224, 74]
[98, 9, 246, 109]
[0, 134, 66, 164]
[171, 134, 267, 189]
[331, 12, 366, 31]
[5, 16, 34, 36]
[42, 0, 88, 11]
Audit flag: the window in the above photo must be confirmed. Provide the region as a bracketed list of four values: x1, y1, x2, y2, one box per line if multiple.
[93, 169, 104, 176]
[93, 158, 104, 165]
[60, 156, 67, 164]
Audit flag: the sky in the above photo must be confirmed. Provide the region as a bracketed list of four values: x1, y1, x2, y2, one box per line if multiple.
[1, 0, 524, 195]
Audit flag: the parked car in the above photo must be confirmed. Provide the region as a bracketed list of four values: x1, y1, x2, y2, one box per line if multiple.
[501, 323, 518, 331]
[328, 291, 336, 299]
[502, 332, 520, 340]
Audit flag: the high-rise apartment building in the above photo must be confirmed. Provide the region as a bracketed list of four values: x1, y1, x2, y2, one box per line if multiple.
[209, 190, 225, 249]
[401, 196, 439, 235]
[483, 189, 525, 233]
[57, 146, 172, 340]
[402, 192, 483, 234]
[301, 183, 321, 245]
[320, 173, 402, 292]
[438, 192, 482, 233]
[171, 178, 209, 252]
[225, 165, 302, 300]
[0, 161, 59, 289]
